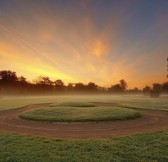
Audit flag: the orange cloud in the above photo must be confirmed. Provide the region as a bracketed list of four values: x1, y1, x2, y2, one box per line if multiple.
[0, 2, 167, 89]
[93, 40, 106, 58]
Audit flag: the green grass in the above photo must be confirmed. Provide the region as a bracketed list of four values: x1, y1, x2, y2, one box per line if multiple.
[108, 95, 168, 111]
[0, 96, 95, 110]
[0, 95, 168, 111]
[0, 96, 57, 110]
[20, 106, 140, 122]
[120, 100, 168, 111]
[0, 131, 168, 162]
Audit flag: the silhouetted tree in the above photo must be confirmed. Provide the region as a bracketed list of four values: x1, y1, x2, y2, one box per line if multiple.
[150, 83, 161, 97]
[34, 76, 53, 94]
[54, 79, 64, 86]
[74, 83, 86, 92]
[66, 83, 74, 93]
[0, 70, 18, 83]
[54, 79, 65, 92]
[120, 79, 127, 91]
[127, 87, 140, 94]
[143, 86, 151, 95]
[153, 83, 162, 91]
[2, 69, 168, 96]
[87, 82, 98, 92]
[108, 84, 123, 93]
[36, 76, 53, 85]
[162, 82, 168, 94]
[18, 76, 27, 83]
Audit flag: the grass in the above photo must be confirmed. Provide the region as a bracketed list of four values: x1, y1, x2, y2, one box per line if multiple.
[120, 100, 168, 111]
[0, 96, 167, 161]
[20, 106, 140, 122]
[0, 96, 58, 110]
[0, 96, 96, 110]
[0, 95, 168, 111]
[0, 131, 168, 162]
[109, 95, 168, 111]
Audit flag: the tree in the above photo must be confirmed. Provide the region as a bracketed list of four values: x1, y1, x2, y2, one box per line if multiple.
[54, 79, 64, 87]
[74, 83, 86, 92]
[108, 84, 123, 93]
[54, 79, 64, 92]
[120, 79, 127, 91]
[34, 76, 53, 94]
[18, 76, 27, 83]
[153, 83, 161, 92]
[150, 83, 161, 97]
[143, 86, 151, 95]
[162, 82, 168, 93]
[67, 83, 74, 92]
[87, 82, 98, 92]
[36, 76, 53, 86]
[0, 70, 18, 83]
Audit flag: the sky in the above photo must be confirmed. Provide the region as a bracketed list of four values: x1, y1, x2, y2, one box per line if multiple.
[0, 0, 168, 89]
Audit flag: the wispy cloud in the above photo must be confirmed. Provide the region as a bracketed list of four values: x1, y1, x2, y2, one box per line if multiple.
[0, 0, 167, 88]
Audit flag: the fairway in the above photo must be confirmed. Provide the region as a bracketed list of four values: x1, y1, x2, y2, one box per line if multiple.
[20, 104, 140, 122]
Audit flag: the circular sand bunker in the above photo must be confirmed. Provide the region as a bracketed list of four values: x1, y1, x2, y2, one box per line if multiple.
[20, 102, 140, 122]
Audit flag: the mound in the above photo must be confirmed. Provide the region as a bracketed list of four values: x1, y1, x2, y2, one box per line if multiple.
[19, 106, 140, 122]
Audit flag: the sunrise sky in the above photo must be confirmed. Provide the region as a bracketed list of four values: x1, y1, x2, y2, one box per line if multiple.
[0, 0, 168, 89]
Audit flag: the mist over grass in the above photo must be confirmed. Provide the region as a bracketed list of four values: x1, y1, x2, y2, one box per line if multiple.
[0, 95, 168, 111]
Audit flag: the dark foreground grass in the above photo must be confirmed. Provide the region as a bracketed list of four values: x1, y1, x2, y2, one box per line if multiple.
[20, 106, 140, 122]
[0, 131, 168, 162]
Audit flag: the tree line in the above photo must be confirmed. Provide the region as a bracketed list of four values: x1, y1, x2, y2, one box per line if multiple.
[0, 70, 167, 96]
